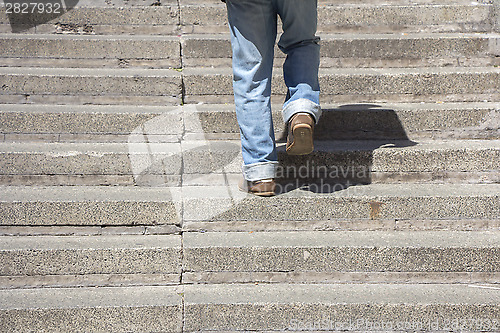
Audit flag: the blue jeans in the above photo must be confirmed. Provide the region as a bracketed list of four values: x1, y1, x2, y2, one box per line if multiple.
[226, 0, 321, 181]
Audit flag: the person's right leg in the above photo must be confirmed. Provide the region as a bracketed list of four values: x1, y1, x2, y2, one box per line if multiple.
[226, 0, 279, 185]
[275, 0, 321, 155]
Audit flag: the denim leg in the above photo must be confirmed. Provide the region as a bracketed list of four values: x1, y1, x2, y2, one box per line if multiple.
[275, 0, 321, 124]
[226, 0, 279, 181]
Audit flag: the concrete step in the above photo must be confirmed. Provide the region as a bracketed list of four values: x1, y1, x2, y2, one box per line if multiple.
[182, 33, 500, 68]
[0, 286, 183, 332]
[184, 283, 500, 332]
[0, 184, 498, 226]
[2, 65, 498, 104]
[0, 234, 181, 277]
[0, 2, 493, 35]
[183, 67, 500, 104]
[0, 186, 181, 226]
[2, 283, 498, 332]
[0, 231, 498, 288]
[2, 67, 498, 105]
[0, 4, 181, 35]
[2, 33, 498, 69]
[178, 183, 500, 224]
[181, 3, 494, 34]
[0, 140, 498, 185]
[0, 104, 182, 143]
[0, 67, 182, 105]
[0, 34, 181, 68]
[183, 231, 500, 276]
[1, 103, 498, 142]
[183, 102, 500, 141]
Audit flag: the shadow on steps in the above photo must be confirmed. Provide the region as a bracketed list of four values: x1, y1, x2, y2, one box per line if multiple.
[276, 103, 417, 194]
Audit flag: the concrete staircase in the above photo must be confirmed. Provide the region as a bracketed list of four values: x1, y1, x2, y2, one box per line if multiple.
[0, 0, 499, 331]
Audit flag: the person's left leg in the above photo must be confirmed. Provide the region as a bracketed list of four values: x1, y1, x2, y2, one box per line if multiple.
[226, 0, 279, 195]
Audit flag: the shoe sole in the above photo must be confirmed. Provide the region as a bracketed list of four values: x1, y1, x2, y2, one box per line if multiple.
[238, 184, 275, 197]
[250, 191, 275, 196]
[286, 124, 314, 155]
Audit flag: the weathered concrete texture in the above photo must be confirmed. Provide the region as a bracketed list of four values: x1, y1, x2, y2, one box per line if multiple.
[182, 33, 499, 61]
[181, 140, 241, 174]
[180, 4, 494, 34]
[0, 224, 180, 236]
[182, 271, 500, 285]
[183, 102, 500, 140]
[0, 57, 181, 69]
[285, 139, 500, 174]
[0, 140, 497, 183]
[1, 184, 498, 225]
[181, 184, 500, 222]
[317, 4, 494, 32]
[0, 174, 140, 186]
[1, 94, 180, 106]
[493, 0, 500, 32]
[0, 6, 179, 26]
[0, 142, 183, 176]
[183, 231, 500, 273]
[0, 286, 182, 332]
[183, 218, 500, 233]
[183, 67, 500, 102]
[2, 102, 497, 140]
[0, 34, 181, 67]
[183, 283, 500, 332]
[0, 273, 180, 289]
[75, 0, 178, 6]
[34, 23, 180, 37]
[179, 3, 228, 33]
[0, 104, 183, 136]
[0, 67, 182, 97]
[0, 234, 181, 275]
[0, 2, 494, 35]
[179, 139, 500, 180]
[0, 186, 181, 226]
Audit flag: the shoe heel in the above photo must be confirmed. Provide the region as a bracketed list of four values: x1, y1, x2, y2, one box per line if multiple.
[288, 126, 313, 155]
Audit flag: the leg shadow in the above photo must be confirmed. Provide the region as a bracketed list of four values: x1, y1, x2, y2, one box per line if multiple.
[276, 104, 417, 194]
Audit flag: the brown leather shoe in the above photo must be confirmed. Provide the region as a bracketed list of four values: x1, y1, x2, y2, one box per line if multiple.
[238, 178, 276, 196]
[286, 112, 314, 155]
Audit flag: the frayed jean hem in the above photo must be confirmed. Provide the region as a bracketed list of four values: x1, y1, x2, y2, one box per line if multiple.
[242, 161, 279, 181]
[282, 98, 321, 124]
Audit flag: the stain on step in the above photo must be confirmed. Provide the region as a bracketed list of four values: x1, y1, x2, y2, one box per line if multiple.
[369, 201, 385, 220]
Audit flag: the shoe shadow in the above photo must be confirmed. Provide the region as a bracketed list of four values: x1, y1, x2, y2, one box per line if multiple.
[276, 103, 417, 194]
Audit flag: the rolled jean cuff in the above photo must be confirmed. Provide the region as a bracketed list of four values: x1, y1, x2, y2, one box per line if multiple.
[282, 98, 321, 124]
[242, 161, 279, 181]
